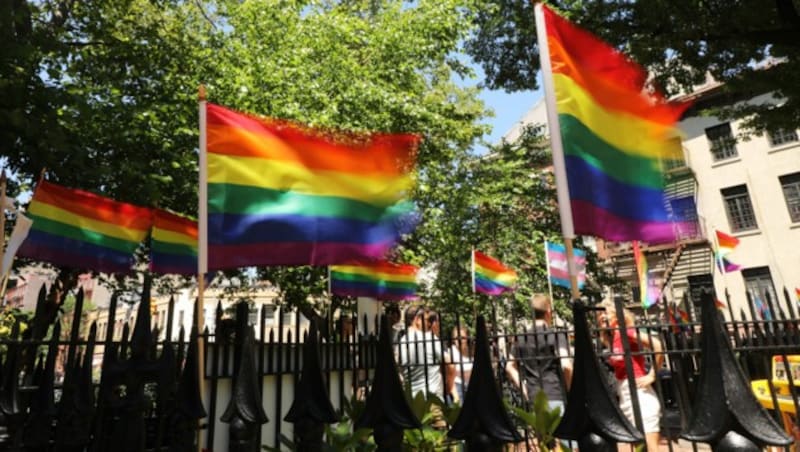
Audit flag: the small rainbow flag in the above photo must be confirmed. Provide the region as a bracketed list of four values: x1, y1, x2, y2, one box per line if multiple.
[666, 304, 689, 332]
[535, 4, 692, 244]
[714, 229, 741, 272]
[150, 209, 197, 275]
[715, 230, 740, 254]
[18, 181, 152, 274]
[329, 260, 418, 301]
[203, 103, 420, 270]
[472, 250, 517, 295]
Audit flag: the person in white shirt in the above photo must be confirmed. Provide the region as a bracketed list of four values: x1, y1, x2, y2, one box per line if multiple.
[398, 306, 447, 399]
[446, 326, 473, 404]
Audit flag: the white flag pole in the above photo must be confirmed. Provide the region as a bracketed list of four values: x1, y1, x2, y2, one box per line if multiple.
[535, 4, 581, 300]
[196, 85, 208, 452]
[544, 240, 556, 303]
[327, 265, 332, 296]
[471, 248, 476, 294]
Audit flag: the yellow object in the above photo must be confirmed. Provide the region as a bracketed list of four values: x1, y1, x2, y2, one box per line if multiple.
[751, 355, 800, 449]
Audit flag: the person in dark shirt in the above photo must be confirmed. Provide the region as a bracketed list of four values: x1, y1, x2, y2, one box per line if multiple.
[505, 294, 573, 411]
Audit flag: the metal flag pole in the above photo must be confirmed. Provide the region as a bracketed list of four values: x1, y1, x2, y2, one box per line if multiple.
[196, 84, 208, 452]
[544, 240, 556, 303]
[535, 4, 581, 301]
[471, 247, 476, 294]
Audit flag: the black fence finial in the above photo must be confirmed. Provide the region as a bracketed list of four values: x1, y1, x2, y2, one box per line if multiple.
[285, 318, 339, 451]
[554, 299, 643, 449]
[682, 290, 792, 451]
[355, 314, 420, 451]
[220, 326, 268, 452]
[448, 315, 522, 451]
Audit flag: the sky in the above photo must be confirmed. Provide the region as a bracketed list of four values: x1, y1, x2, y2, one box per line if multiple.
[461, 63, 543, 154]
[477, 88, 542, 152]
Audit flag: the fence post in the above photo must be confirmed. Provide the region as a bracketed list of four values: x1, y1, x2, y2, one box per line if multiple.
[171, 326, 207, 452]
[553, 299, 642, 450]
[284, 319, 339, 450]
[448, 315, 521, 451]
[355, 314, 420, 451]
[220, 325, 268, 452]
[682, 290, 792, 451]
[0, 320, 23, 450]
[21, 321, 61, 451]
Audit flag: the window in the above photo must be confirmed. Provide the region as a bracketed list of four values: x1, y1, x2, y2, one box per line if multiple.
[248, 305, 259, 326]
[663, 137, 687, 171]
[768, 128, 799, 147]
[743, 267, 778, 320]
[669, 196, 699, 238]
[721, 185, 758, 231]
[780, 172, 800, 223]
[262, 305, 276, 326]
[705, 123, 738, 161]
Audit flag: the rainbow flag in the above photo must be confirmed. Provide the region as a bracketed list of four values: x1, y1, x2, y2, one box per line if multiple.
[666, 305, 689, 332]
[472, 250, 517, 295]
[150, 209, 197, 275]
[714, 229, 741, 272]
[633, 241, 660, 308]
[203, 103, 420, 270]
[536, 5, 691, 244]
[18, 181, 152, 274]
[329, 260, 418, 301]
[795, 288, 800, 306]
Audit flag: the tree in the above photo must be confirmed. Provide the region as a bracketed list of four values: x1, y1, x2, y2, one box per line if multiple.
[2, 0, 492, 308]
[467, 0, 800, 134]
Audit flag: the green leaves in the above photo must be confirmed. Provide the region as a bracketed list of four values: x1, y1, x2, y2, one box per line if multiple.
[467, 0, 800, 136]
[510, 390, 570, 452]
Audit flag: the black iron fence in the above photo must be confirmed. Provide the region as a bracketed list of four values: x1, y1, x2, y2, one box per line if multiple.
[2, 279, 800, 451]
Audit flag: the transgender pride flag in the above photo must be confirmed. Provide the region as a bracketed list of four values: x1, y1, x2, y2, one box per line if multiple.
[545, 241, 586, 289]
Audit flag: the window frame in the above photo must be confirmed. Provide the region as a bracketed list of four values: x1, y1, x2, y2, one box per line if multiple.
[767, 128, 799, 147]
[721, 184, 758, 232]
[779, 172, 800, 223]
[705, 123, 738, 161]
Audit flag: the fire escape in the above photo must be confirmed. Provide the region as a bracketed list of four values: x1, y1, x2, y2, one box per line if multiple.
[599, 155, 713, 309]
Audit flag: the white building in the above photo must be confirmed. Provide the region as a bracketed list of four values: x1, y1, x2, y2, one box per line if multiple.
[506, 84, 800, 317]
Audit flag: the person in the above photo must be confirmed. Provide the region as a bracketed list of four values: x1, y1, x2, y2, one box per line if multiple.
[505, 294, 573, 414]
[599, 301, 664, 452]
[384, 303, 404, 343]
[445, 326, 473, 404]
[398, 305, 446, 399]
[398, 306, 451, 429]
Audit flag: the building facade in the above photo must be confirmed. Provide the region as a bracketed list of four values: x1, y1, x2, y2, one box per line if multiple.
[506, 84, 800, 317]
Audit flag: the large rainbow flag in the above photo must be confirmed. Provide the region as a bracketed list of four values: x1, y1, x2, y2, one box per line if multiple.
[18, 181, 152, 274]
[203, 103, 420, 270]
[536, 4, 692, 244]
[150, 209, 197, 275]
[472, 250, 518, 295]
[329, 260, 419, 301]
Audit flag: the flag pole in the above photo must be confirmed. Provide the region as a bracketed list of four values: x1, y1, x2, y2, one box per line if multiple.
[471, 248, 476, 294]
[543, 240, 556, 304]
[0, 171, 7, 300]
[535, 4, 581, 301]
[196, 84, 208, 452]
